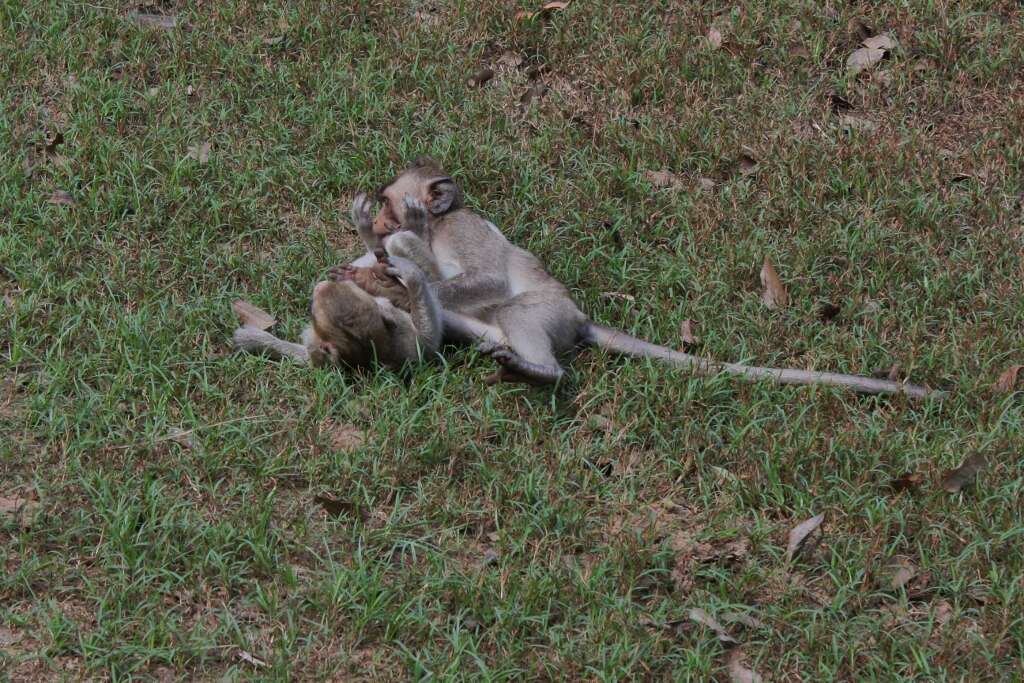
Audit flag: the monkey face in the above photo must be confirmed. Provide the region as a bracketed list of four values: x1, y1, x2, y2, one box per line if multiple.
[372, 160, 463, 236]
[307, 280, 390, 368]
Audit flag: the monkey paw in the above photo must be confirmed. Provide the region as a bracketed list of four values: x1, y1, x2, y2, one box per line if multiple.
[400, 195, 428, 235]
[384, 256, 422, 288]
[327, 264, 355, 281]
[351, 192, 372, 231]
[477, 342, 519, 365]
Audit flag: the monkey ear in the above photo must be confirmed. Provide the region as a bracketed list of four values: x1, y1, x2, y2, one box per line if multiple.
[408, 156, 439, 170]
[426, 178, 462, 215]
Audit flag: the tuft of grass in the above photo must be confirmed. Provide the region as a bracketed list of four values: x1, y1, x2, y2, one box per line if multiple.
[2, 0, 1023, 678]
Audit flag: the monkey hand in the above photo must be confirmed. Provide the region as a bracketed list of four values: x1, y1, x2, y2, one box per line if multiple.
[384, 256, 424, 292]
[351, 192, 373, 232]
[327, 264, 356, 282]
[400, 195, 429, 238]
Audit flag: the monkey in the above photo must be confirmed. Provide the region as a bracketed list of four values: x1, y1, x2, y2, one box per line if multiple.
[352, 157, 943, 400]
[232, 252, 442, 370]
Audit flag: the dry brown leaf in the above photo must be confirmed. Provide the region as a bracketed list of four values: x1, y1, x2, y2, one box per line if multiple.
[467, 68, 494, 88]
[707, 27, 723, 49]
[680, 319, 700, 345]
[880, 557, 921, 589]
[847, 35, 895, 75]
[0, 495, 39, 528]
[600, 291, 636, 303]
[313, 494, 357, 518]
[760, 258, 788, 309]
[993, 365, 1022, 393]
[786, 513, 823, 562]
[47, 190, 76, 207]
[644, 169, 683, 190]
[838, 113, 878, 132]
[323, 419, 366, 452]
[728, 649, 764, 683]
[687, 608, 737, 644]
[232, 300, 276, 330]
[698, 177, 716, 192]
[187, 141, 212, 164]
[720, 611, 766, 630]
[129, 11, 178, 30]
[941, 453, 986, 493]
[737, 151, 758, 176]
[863, 34, 897, 51]
[516, 1, 569, 21]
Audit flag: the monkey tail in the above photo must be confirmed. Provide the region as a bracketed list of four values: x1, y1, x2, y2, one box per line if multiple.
[582, 323, 945, 400]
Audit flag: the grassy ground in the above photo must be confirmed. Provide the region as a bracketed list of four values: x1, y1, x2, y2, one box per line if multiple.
[2, 0, 1023, 679]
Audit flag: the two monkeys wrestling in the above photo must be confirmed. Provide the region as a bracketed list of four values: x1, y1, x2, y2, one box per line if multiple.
[232, 158, 940, 399]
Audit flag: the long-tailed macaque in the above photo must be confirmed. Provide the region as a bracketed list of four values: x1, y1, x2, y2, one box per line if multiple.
[233, 253, 442, 370]
[356, 157, 943, 399]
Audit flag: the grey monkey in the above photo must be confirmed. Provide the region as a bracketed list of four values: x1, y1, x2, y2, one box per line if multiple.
[357, 157, 942, 399]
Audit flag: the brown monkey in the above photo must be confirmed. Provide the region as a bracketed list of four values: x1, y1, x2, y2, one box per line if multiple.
[355, 157, 943, 399]
[233, 253, 442, 370]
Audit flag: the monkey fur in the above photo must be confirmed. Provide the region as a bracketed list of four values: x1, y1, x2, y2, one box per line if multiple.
[355, 157, 942, 399]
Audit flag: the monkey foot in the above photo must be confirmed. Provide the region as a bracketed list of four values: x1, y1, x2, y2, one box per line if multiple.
[327, 265, 356, 282]
[477, 343, 563, 385]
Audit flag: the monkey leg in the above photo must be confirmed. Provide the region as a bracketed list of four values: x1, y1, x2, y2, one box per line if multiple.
[478, 340, 563, 384]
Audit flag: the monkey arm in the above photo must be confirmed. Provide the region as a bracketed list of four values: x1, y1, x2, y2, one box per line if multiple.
[385, 256, 443, 355]
[384, 231, 443, 282]
[432, 274, 508, 310]
[233, 327, 310, 363]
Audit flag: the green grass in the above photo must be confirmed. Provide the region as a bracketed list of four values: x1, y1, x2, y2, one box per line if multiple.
[2, 0, 1023, 679]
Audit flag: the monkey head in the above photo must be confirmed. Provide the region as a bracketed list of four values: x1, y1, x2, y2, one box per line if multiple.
[303, 279, 396, 368]
[371, 157, 464, 237]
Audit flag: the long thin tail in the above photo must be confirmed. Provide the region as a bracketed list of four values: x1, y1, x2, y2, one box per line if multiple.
[583, 324, 945, 400]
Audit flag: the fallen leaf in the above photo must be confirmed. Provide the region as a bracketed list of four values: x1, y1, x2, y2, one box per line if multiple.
[941, 453, 986, 493]
[828, 92, 854, 112]
[482, 548, 500, 566]
[698, 177, 716, 192]
[707, 27, 723, 49]
[863, 34, 897, 51]
[600, 291, 636, 303]
[498, 50, 524, 68]
[886, 558, 918, 590]
[0, 495, 39, 528]
[263, 36, 284, 46]
[467, 68, 494, 88]
[888, 471, 923, 493]
[164, 426, 194, 449]
[727, 649, 764, 683]
[520, 81, 548, 107]
[585, 414, 613, 433]
[187, 141, 212, 164]
[680, 319, 700, 345]
[818, 302, 841, 321]
[515, 1, 569, 21]
[932, 599, 953, 626]
[129, 11, 178, 30]
[993, 365, 1022, 393]
[687, 608, 737, 644]
[313, 494, 356, 518]
[786, 513, 823, 562]
[720, 612, 766, 630]
[760, 258, 788, 309]
[47, 190, 76, 207]
[737, 151, 758, 176]
[232, 300, 276, 330]
[643, 169, 683, 190]
[838, 113, 878, 132]
[323, 419, 366, 452]
[847, 34, 896, 75]
[237, 650, 267, 668]
[847, 18, 874, 41]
